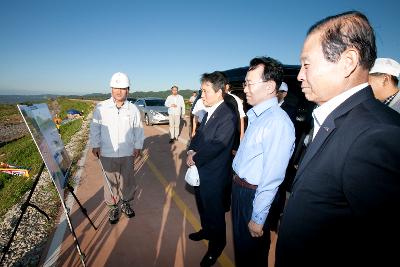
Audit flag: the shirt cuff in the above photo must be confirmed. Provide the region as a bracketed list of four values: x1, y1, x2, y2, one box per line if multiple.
[251, 213, 267, 225]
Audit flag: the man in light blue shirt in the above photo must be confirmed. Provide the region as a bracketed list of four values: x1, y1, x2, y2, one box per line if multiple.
[232, 57, 295, 267]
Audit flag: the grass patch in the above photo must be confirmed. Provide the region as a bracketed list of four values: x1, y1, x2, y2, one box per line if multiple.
[0, 136, 42, 218]
[0, 104, 19, 117]
[60, 119, 82, 144]
[57, 98, 94, 119]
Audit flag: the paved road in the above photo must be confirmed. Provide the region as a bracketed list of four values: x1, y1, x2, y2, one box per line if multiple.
[41, 117, 276, 267]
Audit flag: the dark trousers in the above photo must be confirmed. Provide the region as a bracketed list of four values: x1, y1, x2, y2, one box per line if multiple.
[223, 168, 233, 212]
[268, 186, 286, 232]
[194, 186, 226, 254]
[232, 182, 270, 267]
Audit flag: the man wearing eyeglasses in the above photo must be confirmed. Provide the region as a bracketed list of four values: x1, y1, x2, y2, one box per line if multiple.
[231, 57, 295, 267]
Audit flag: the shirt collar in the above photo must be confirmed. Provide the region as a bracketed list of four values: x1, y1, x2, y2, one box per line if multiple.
[109, 97, 128, 109]
[313, 83, 367, 127]
[382, 90, 399, 105]
[205, 99, 224, 117]
[247, 97, 278, 122]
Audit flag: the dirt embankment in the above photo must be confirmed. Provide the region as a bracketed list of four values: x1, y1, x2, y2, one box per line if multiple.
[0, 114, 27, 145]
[0, 100, 61, 146]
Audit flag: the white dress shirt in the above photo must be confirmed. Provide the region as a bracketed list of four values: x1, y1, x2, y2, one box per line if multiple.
[312, 83, 368, 140]
[228, 92, 246, 118]
[204, 100, 224, 124]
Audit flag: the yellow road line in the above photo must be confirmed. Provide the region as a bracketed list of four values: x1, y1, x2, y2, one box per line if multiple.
[146, 159, 234, 267]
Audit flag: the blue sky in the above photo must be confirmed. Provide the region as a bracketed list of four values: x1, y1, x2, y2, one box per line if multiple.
[0, 0, 399, 95]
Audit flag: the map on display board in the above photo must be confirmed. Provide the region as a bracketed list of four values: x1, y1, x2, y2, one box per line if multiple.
[18, 103, 71, 197]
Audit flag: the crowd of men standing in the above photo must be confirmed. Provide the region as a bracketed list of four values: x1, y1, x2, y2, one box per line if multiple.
[90, 9, 400, 267]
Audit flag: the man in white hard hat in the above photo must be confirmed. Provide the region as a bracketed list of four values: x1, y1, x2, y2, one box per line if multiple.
[369, 57, 400, 113]
[90, 72, 144, 224]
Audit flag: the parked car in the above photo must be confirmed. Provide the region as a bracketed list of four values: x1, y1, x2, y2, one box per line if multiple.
[134, 97, 169, 126]
[127, 97, 136, 104]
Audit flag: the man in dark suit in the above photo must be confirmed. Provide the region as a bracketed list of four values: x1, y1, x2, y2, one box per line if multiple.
[276, 11, 400, 267]
[186, 71, 237, 267]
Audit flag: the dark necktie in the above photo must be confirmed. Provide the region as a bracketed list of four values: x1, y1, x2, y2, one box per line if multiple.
[201, 112, 209, 125]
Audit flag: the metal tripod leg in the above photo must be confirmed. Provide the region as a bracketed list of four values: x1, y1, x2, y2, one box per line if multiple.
[66, 183, 97, 230]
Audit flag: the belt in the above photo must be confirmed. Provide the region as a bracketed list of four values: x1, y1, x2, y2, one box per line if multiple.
[233, 174, 257, 190]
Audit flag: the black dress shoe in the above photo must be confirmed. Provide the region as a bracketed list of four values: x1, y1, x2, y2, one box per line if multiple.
[200, 252, 218, 267]
[188, 229, 207, 241]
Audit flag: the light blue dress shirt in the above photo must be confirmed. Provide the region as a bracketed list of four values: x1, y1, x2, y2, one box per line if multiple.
[232, 97, 295, 225]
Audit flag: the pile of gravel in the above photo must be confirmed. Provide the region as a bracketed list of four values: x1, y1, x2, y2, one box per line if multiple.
[0, 113, 91, 267]
[0, 121, 28, 146]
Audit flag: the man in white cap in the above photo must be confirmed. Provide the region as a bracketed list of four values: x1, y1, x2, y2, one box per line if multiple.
[277, 81, 289, 106]
[90, 72, 144, 224]
[278, 81, 297, 124]
[369, 57, 400, 113]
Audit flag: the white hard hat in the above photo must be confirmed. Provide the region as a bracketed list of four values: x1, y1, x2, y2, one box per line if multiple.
[369, 58, 400, 78]
[110, 72, 130, 88]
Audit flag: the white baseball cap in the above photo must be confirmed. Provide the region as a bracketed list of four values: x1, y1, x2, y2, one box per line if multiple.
[279, 81, 288, 92]
[369, 58, 400, 78]
[110, 72, 130, 88]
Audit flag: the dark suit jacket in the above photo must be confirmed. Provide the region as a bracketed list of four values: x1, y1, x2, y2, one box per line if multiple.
[276, 86, 400, 267]
[223, 93, 241, 151]
[280, 100, 297, 125]
[189, 102, 236, 249]
[189, 102, 237, 189]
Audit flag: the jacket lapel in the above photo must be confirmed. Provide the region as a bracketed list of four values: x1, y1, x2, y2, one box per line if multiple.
[202, 103, 225, 130]
[293, 86, 374, 185]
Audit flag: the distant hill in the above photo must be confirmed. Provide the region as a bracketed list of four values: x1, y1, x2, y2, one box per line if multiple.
[130, 89, 195, 100]
[81, 89, 196, 101]
[0, 89, 197, 104]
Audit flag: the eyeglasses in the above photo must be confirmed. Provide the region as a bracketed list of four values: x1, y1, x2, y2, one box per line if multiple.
[242, 80, 267, 88]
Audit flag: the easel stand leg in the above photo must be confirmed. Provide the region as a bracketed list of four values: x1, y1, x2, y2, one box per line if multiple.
[66, 184, 97, 230]
[1, 163, 48, 264]
[61, 200, 86, 267]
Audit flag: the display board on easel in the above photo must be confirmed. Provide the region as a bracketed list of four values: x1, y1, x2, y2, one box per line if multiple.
[18, 103, 71, 197]
[1, 103, 96, 267]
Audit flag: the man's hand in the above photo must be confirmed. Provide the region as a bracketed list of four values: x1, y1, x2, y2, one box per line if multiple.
[186, 151, 196, 167]
[171, 104, 177, 108]
[92, 148, 100, 158]
[248, 220, 264, 237]
[133, 149, 142, 158]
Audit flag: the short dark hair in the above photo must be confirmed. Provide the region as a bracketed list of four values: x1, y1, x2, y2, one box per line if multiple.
[200, 71, 227, 94]
[171, 85, 178, 90]
[308, 11, 377, 70]
[249, 57, 284, 90]
[370, 73, 399, 86]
